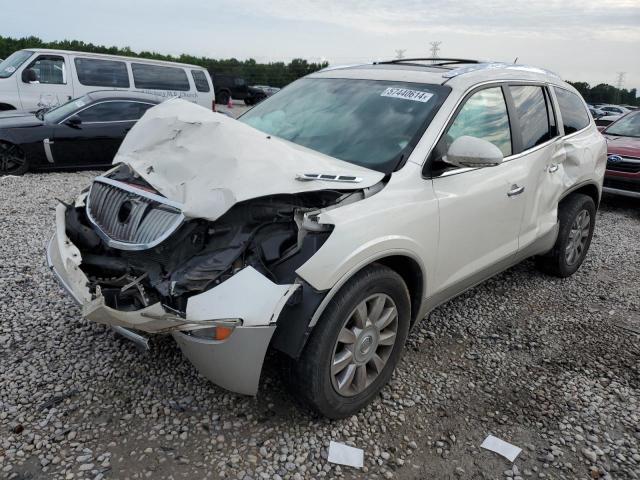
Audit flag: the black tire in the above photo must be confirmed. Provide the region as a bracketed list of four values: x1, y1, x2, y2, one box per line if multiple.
[217, 91, 230, 105]
[293, 264, 411, 419]
[244, 98, 254, 106]
[535, 193, 596, 278]
[0, 141, 29, 176]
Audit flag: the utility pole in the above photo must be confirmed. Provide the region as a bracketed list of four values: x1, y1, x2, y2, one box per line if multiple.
[429, 41, 442, 63]
[394, 49, 406, 60]
[615, 72, 626, 104]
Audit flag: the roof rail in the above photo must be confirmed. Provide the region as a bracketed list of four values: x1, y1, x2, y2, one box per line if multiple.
[374, 58, 480, 66]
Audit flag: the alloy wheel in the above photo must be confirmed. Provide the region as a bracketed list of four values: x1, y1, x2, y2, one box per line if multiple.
[330, 293, 398, 397]
[565, 209, 591, 266]
[0, 143, 26, 175]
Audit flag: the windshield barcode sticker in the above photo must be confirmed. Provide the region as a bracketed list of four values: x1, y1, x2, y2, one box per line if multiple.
[381, 87, 433, 103]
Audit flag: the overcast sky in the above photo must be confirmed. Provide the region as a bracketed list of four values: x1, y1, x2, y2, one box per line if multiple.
[4, 0, 639, 93]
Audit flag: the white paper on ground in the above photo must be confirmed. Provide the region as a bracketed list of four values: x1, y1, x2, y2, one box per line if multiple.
[481, 435, 522, 462]
[328, 441, 364, 468]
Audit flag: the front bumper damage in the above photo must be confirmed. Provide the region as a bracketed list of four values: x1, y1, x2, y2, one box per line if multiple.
[47, 203, 298, 395]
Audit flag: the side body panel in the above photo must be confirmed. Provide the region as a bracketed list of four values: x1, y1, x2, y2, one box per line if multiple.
[16, 53, 74, 111]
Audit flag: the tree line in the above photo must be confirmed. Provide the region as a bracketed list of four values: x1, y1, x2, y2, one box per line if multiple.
[0, 35, 328, 88]
[568, 81, 638, 107]
[1, 35, 638, 105]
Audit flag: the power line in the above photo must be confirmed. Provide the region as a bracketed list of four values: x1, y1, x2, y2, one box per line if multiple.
[616, 72, 626, 104]
[429, 41, 441, 63]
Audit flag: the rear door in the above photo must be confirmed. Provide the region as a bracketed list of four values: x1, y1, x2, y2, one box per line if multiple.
[429, 85, 528, 293]
[17, 54, 73, 110]
[51, 100, 154, 166]
[506, 84, 564, 248]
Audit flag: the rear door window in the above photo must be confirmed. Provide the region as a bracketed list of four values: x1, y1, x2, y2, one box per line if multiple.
[445, 86, 512, 157]
[77, 101, 152, 122]
[509, 85, 555, 151]
[191, 70, 210, 92]
[132, 63, 190, 91]
[26, 55, 66, 84]
[74, 58, 129, 88]
[554, 87, 590, 134]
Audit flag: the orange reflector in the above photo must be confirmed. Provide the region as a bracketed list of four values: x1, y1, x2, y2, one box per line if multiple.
[213, 326, 233, 341]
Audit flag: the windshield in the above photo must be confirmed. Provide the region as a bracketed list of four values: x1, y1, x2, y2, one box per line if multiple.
[43, 96, 90, 123]
[240, 78, 449, 173]
[0, 50, 34, 78]
[605, 111, 640, 138]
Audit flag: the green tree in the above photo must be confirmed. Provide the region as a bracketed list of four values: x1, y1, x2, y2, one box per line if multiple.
[0, 35, 328, 88]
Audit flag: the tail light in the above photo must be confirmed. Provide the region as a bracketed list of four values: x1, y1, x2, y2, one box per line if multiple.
[212, 100, 216, 112]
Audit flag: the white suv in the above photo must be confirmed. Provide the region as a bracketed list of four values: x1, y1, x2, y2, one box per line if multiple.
[48, 59, 606, 418]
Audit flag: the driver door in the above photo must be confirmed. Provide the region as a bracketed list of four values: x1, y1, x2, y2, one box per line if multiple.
[18, 54, 73, 111]
[51, 101, 153, 166]
[429, 85, 528, 295]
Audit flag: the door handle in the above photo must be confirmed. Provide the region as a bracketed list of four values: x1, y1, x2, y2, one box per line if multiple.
[507, 184, 525, 197]
[548, 163, 559, 173]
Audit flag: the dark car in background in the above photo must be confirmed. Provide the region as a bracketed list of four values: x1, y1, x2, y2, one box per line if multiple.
[211, 73, 267, 105]
[0, 90, 160, 175]
[600, 110, 640, 199]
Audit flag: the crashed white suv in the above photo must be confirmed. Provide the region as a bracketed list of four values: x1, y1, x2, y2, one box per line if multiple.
[48, 59, 606, 418]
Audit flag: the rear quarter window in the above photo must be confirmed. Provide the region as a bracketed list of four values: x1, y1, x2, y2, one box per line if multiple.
[554, 87, 590, 134]
[132, 63, 190, 91]
[191, 70, 210, 92]
[74, 58, 129, 88]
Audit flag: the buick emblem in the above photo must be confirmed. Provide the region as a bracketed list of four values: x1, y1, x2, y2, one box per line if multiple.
[607, 154, 623, 164]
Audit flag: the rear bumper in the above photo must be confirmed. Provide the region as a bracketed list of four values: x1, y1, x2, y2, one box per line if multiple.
[46, 203, 297, 395]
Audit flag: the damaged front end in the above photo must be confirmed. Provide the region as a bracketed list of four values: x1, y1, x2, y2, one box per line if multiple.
[47, 98, 385, 395]
[48, 164, 379, 395]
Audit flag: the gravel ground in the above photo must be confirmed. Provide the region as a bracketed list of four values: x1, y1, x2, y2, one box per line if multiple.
[1, 172, 639, 480]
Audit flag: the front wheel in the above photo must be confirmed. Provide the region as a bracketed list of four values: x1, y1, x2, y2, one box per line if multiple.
[292, 264, 411, 419]
[536, 193, 596, 277]
[0, 142, 29, 176]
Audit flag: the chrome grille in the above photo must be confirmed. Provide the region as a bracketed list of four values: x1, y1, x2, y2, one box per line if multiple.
[86, 177, 184, 251]
[607, 155, 640, 174]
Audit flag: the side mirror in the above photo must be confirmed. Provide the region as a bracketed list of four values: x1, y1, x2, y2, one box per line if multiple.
[21, 68, 38, 83]
[444, 135, 504, 168]
[65, 115, 82, 128]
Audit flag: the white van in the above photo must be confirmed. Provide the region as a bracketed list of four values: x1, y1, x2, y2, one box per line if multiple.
[0, 49, 215, 112]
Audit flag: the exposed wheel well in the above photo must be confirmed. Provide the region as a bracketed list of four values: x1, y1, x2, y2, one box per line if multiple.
[0, 103, 16, 111]
[375, 255, 424, 324]
[561, 183, 600, 209]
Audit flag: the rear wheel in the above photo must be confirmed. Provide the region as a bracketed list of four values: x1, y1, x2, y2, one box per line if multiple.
[0, 142, 29, 176]
[293, 264, 411, 418]
[536, 193, 596, 277]
[217, 91, 230, 105]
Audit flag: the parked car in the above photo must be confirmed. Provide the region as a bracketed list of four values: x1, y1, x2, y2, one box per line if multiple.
[599, 105, 630, 116]
[0, 90, 161, 175]
[47, 59, 606, 418]
[587, 105, 606, 119]
[0, 49, 214, 112]
[596, 114, 622, 127]
[251, 85, 280, 97]
[600, 110, 640, 198]
[211, 73, 266, 105]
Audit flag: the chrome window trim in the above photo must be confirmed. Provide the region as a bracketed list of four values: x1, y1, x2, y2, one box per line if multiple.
[551, 85, 593, 139]
[58, 100, 156, 125]
[85, 176, 185, 251]
[426, 80, 569, 179]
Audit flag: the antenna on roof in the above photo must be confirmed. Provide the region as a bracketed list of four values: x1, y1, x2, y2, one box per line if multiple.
[513, 57, 518, 64]
[394, 49, 406, 60]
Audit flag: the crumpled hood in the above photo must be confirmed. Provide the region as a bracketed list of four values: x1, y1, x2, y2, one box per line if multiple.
[113, 99, 384, 221]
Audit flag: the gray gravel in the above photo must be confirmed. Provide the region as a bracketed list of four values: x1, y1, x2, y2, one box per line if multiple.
[1, 172, 639, 480]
